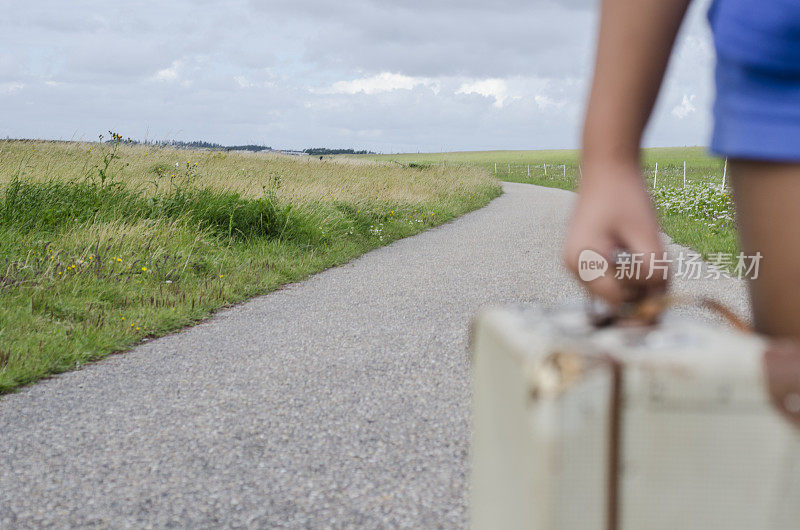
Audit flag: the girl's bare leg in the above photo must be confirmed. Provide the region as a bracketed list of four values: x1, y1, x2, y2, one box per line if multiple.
[732, 160, 800, 339]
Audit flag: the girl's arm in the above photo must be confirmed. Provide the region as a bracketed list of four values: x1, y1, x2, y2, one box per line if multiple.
[564, 0, 693, 305]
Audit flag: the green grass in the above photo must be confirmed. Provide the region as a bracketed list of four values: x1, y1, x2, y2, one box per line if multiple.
[0, 139, 500, 392]
[658, 211, 738, 259]
[364, 147, 738, 260]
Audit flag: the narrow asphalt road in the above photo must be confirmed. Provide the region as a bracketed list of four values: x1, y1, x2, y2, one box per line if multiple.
[0, 182, 749, 528]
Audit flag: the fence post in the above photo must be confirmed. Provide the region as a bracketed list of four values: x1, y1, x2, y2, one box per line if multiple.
[508, 163, 510, 175]
[654, 162, 658, 189]
[722, 158, 728, 190]
[527, 165, 530, 178]
[563, 164, 566, 179]
[544, 164, 547, 177]
[683, 161, 686, 188]
[494, 163, 497, 175]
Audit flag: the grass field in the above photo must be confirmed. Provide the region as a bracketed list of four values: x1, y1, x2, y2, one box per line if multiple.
[365, 147, 738, 261]
[0, 138, 500, 392]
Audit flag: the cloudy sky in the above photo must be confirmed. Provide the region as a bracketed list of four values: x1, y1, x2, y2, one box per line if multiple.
[0, 0, 714, 152]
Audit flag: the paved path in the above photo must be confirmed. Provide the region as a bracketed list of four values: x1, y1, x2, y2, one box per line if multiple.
[0, 183, 749, 528]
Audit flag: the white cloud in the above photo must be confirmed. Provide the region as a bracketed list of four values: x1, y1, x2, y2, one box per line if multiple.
[533, 94, 565, 110]
[153, 61, 180, 82]
[234, 75, 276, 89]
[1, 82, 24, 94]
[234, 75, 252, 88]
[320, 72, 437, 95]
[671, 94, 697, 119]
[456, 78, 511, 108]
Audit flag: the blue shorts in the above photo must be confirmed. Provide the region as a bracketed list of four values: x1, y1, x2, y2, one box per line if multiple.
[709, 0, 800, 161]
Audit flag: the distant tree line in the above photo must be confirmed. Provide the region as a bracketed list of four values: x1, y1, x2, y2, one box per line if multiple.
[132, 139, 273, 152]
[303, 148, 375, 156]
[90, 135, 376, 155]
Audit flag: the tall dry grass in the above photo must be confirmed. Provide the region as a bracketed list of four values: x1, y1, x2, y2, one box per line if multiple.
[0, 140, 490, 204]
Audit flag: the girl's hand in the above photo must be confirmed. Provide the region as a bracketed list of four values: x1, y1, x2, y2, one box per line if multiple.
[566, 0, 691, 306]
[563, 162, 668, 306]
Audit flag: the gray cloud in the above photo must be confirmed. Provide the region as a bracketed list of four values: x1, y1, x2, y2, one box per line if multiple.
[0, 0, 714, 151]
[257, 0, 596, 78]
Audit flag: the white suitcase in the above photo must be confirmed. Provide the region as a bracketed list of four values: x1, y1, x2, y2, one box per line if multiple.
[470, 303, 800, 530]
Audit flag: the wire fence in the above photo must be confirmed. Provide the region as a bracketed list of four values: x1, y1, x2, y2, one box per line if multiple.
[490, 159, 730, 191]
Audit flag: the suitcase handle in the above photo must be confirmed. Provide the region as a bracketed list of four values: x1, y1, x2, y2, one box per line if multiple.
[588, 294, 752, 333]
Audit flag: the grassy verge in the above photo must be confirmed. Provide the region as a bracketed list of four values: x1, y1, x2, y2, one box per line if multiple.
[0, 139, 500, 392]
[363, 147, 738, 260]
[658, 212, 738, 257]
